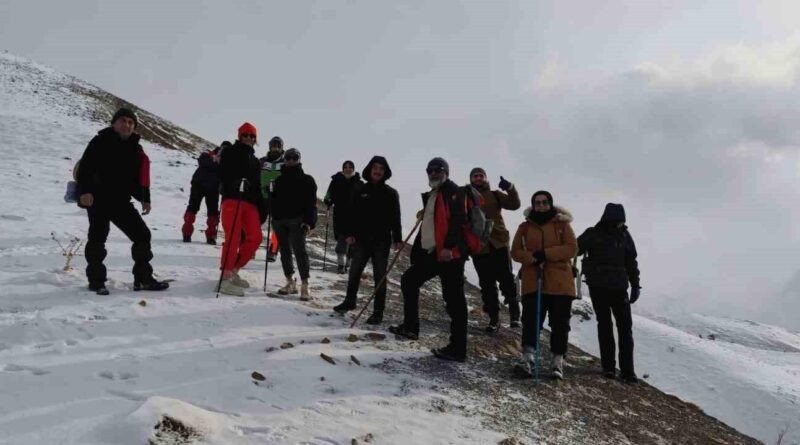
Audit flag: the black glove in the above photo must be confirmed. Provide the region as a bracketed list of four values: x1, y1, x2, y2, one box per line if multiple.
[532, 250, 546, 265]
[498, 176, 512, 191]
[629, 287, 640, 304]
[323, 197, 333, 207]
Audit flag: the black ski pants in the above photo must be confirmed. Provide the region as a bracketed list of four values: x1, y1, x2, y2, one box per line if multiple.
[521, 293, 573, 355]
[472, 245, 519, 319]
[85, 202, 153, 286]
[344, 239, 390, 312]
[589, 287, 635, 377]
[400, 253, 467, 355]
[273, 217, 310, 281]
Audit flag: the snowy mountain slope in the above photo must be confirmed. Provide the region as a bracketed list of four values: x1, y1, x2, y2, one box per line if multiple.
[571, 299, 800, 444]
[0, 51, 769, 444]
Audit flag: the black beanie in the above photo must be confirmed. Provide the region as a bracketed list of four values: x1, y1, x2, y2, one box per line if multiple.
[269, 136, 283, 149]
[285, 147, 301, 160]
[342, 160, 355, 169]
[470, 167, 486, 177]
[427, 157, 449, 175]
[111, 107, 138, 127]
[532, 190, 554, 207]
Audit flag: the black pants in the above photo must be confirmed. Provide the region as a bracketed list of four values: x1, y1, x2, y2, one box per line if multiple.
[273, 218, 310, 280]
[521, 293, 573, 355]
[85, 202, 153, 286]
[344, 239, 390, 312]
[400, 253, 467, 355]
[589, 287, 635, 376]
[334, 235, 353, 265]
[472, 245, 519, 319]
[186, 182, 219, 216]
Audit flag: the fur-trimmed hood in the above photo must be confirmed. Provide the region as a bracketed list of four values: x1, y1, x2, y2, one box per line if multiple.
[523, 205, 573, 223]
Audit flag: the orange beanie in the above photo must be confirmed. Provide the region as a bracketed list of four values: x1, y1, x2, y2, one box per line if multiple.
[238, 122, 257, 139]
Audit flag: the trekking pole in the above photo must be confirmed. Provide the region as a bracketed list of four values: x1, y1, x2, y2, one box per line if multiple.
[534, 264, 543, 383]
[216, 180, 246, 298]
[350, 218, 422, 328]
[263, 181, 274, 293]
[322, 206, 331, 272]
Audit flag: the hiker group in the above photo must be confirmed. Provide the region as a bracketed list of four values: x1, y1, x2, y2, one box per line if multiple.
[73, 108, 642, 383]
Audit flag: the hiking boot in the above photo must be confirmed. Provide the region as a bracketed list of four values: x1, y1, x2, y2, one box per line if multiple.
[218, 278, 244, 297]
[432, 344, 466, 362]
[267, 253, 277, 263]
[365, 311, 383, 325]
[277, 277, 297, 295]
[333, 300, 356, 314]
[508, 300, 521, 327]
[603, 369, 617, 379]
[182, 235, 191, 243]
[485, 313, 499, 333]
[89, 283, 110, 296]
[509, 320, 521, 328]
[388, 324, 418, 341]
[552, 354, 564, 380]
[134, 278, 169, 291]
[337, 264, 346, 274]
[230, 271, 250, 288]
[620, 373, 639, 384]
[299, 281, 311, 301]
[206, 238, 216, 245]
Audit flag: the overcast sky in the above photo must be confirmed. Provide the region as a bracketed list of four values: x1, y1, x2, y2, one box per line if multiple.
[3, 0, 800, 327]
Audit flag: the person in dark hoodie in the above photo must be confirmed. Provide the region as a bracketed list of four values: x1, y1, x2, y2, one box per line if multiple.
[467, 167, 522, 332]
[332, 156, 402, 324]
[270, 148, 318, 300]
[510, 191, 577, 379]
[216, 123, 265, 297]
[77, 107, 169, 295]
[389, 158, 469, 362]
[577, 203, 641, 383]
[260, 136, 286, 262]
[181, 141, 230, 244]
[323, 160, 362, 274]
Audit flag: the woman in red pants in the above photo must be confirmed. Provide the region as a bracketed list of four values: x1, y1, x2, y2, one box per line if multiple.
[217, 122, 266, 296]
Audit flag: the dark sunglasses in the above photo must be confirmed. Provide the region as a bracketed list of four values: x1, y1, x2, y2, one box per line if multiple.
[533, 200, 550, 206]
[241, 133, 256, 139]
[426, 167, 445, 174]
[285, 155, 300, 161]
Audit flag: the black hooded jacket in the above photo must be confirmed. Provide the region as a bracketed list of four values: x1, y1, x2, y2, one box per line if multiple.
[191, 146, 221, 191]
[577, 203, 640, 290]
[270, 163, 318, 227]
[77, 127, 150, 206]
[325, 171, 363, 238]
[219, 140, 264, 212]
[342, 156, 402, 244]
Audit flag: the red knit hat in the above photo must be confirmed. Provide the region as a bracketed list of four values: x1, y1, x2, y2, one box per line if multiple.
[238, 122, 257, 140]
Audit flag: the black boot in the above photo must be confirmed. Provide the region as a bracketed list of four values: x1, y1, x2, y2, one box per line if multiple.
[366, 311, 383, 325]
[206, 238, 216, 245]
[508, 298, 521, 328]
[337, 264, 346, 274]
[388, 324, 418, 340]
[89, 283, 110, 296]
[183, 236, 191, 243]
[134, 277, 170, 291]
[432, 344, 466, 362]
[485, 312, 499, 333]
[333, 299, 356, 314]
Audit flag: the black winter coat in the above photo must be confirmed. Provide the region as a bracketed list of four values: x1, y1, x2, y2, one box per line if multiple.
[77, 127, 150, 206]
[342, 157, 400, 244]
[578, 217, 640, 291]
[191, 147, 220, 191]
[325, 172, 362, 239]
[410, 179, 467, 264]
[270, 163, 318, 227]
[219, 141, 265, 219]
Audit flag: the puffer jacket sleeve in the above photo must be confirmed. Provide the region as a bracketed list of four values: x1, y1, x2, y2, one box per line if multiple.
[511, 223, 533, 264]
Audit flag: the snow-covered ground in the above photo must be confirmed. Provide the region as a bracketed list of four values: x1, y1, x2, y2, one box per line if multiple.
[3, 50, 800, 444]
[0, 53, 505, 444]
[571, 299, 800, 444]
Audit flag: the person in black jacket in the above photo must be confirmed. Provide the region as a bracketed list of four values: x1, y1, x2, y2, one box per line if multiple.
[77, 108, 169, 295]
[323, 160, 362, 274]
[389, 158, 469, 362]
[181, 141, 229, 244]
[216, 123, 265, 296]
[332, 156, 402, 324]
[270, 148, 318, 300]
[577, 203, 641, 383]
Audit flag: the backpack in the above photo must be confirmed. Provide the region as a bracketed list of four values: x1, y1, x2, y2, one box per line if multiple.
[461, 185, 494, 254]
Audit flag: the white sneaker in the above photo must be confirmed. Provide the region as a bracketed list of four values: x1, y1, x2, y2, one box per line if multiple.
[230, 271, 250, 288]
[278, 277, 297, 295]
[218, 278, 244, 297]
